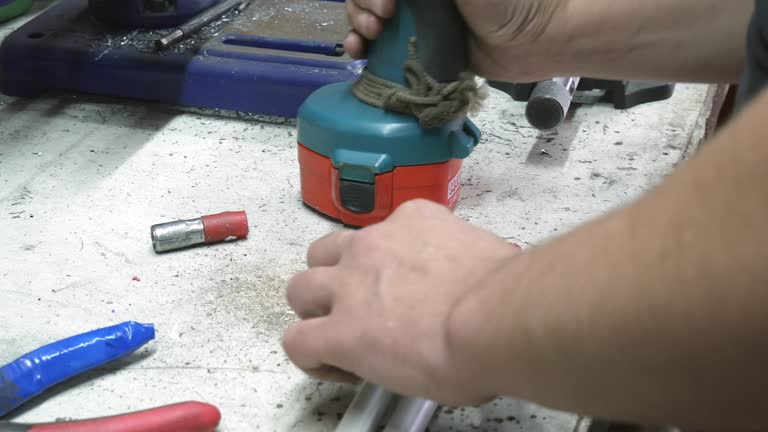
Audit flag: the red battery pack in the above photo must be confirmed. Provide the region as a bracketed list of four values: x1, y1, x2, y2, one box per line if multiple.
[298, 144, 463, 227]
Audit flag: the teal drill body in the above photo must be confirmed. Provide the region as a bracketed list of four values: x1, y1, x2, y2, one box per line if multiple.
[296, 0, 481, 227]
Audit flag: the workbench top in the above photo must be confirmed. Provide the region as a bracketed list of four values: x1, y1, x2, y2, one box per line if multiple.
[0, 7, 719, 432]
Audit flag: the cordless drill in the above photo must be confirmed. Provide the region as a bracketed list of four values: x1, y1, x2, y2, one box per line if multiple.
[296, 0, 481, 227]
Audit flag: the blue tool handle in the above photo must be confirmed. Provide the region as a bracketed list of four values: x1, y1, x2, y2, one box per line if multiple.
[0, 321, 155, 417]
[366, 0, 469, 85]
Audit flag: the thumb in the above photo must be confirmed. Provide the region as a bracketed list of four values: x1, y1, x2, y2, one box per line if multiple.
[456, 0, 561, 45]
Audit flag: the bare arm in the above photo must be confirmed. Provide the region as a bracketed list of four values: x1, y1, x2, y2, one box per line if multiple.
[448, 88, 768, 430]
[548, 0, 753, 82]
[345, 0, 753, 83]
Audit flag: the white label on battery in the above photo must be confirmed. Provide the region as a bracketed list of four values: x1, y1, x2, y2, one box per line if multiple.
[447, 171, 461, 205]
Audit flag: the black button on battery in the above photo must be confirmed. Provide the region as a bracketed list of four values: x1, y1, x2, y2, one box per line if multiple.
[339, 180, 375, 214]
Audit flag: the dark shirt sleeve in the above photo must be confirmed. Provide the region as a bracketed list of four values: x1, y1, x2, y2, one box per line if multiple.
[736, 1, 768, 107]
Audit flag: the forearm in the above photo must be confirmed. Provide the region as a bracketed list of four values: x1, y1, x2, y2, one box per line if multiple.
[552, 0, 752, 82]
[448, 89, 768, 429]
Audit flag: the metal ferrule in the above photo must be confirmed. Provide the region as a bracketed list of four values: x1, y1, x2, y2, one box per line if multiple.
[150, 217, 205, 253]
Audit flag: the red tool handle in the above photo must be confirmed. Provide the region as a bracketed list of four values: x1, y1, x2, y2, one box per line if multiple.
[17, 401, 220, 432]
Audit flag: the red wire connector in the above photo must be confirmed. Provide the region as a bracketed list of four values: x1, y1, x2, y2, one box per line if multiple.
[150, 210, 249, 253]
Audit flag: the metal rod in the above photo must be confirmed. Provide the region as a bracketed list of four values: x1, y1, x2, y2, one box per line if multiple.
[382, 397, 439, 432]
[335, 382, 395, 432]
[154, 0, 244, 51]
[235, 0, 250, 13]
[525, 76, 581, 131]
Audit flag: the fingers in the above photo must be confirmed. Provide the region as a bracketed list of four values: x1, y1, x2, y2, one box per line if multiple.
[346, 0, 384, 40]
[353, 0, 396, 18]
[344, 0, 396, 58]
[283, 318, 332, 371]
[288, 231, 362, 382]
[307, 229, 354, 267]
[286, 267, 338, 319]
[391, 199, 452, 220]
[304, 365, 360, 384]
[343, 30, 366, 59]
[283, 317, 354, 374]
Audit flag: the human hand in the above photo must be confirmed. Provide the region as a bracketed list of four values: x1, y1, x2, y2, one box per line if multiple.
[343, 0, 573, 82]
[281, 199, 521, 406]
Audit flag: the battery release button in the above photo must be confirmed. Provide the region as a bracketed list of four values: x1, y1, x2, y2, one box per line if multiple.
[339, 179, 375, 214]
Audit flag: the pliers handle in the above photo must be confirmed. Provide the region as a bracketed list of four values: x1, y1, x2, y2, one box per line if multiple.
[0, 401, 220, 432]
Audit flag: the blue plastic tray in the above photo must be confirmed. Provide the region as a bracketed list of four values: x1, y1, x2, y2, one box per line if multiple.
[0, 0, 366, 117]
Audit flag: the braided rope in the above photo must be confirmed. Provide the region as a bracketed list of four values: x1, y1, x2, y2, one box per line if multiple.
[352, 37, 487, 129]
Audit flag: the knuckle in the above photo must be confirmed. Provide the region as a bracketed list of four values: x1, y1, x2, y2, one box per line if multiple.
[345, 1, 355, 20]
[349, 226, 381, 252]
[291, 268, 325, 289]
[343, 32, 364, 60]
[285, 269, 328, 309]
[354, 11, 379, 38]
[306, 230, 350, 267]
[305, 240, 322, 264]
[346, 2, 367, 31]
[354, 15, 369, 35]
[490, 2, 560, 44]
[396, 198, 424, 213]
[282, 324, 319, 371]
[284, 273, 305, 308]
[379, 0, 396, 17]
[397, 198, 445, 216]
[281, 325, 302, 360]
[360, 0, 395, 17]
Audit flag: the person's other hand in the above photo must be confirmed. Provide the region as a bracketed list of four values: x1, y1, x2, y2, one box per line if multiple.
[281, 199, 521, 406]
[343, 0, 572, 82]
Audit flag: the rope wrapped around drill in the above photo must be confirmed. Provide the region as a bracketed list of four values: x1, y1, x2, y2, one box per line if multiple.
[352, 37, 488, 129]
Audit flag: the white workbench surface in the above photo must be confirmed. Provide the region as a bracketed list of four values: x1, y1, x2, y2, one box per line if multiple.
[0, 5, 717, 432]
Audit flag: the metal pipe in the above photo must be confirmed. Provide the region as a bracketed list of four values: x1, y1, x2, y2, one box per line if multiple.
[154, 0, 244, 51]
[525, 76, 581, 131]
[235, 0, 250, 13]
[382, 397, 439, 432]
[335, 382, 395, 432]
